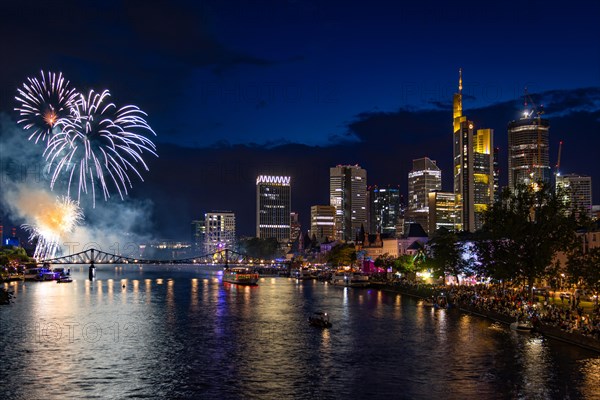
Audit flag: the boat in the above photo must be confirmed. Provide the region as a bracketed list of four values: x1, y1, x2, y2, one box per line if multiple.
[308, 311, 332, 328]
[433, 295, 451, 309]
[292, 267, 317, 280]
[423, 297, 435, 307]
[24, 267, 43, 281]
[510, 318, 535, 332]
[331, 271, 370, 287]
[53, 267, 71, 278]
[57, 276, 73, 283]
[222, 267, 259, 285]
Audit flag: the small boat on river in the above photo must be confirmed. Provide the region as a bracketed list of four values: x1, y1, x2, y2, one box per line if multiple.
[308, 312, 332, 328]
[223, 267, 259, 285]
[510, 318, 535, 332]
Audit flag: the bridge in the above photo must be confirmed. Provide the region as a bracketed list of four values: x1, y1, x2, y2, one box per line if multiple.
[41, 248, 284, 280]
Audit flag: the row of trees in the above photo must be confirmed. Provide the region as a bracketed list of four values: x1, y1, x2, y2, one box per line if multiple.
[422, 184, 599, 297]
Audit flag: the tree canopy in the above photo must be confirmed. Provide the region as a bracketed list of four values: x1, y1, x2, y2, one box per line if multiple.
[475, 183, 579, 293]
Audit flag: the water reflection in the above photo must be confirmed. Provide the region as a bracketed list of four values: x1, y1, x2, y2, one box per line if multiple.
[1, 266, 599, 400]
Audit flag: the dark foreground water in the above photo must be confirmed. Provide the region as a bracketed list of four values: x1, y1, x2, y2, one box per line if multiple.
[1, 265, 599, 399]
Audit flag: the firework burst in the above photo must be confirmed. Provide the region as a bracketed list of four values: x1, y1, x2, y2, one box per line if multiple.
[22, 196, 84, 260]
[45, 89, 157, 206]
[14, 70, 79, 143]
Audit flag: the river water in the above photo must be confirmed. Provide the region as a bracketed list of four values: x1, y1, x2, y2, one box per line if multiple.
[1, 265, 599, 399]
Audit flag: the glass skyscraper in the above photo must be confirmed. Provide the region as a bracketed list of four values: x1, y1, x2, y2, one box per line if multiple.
[256, 175, 291, 243]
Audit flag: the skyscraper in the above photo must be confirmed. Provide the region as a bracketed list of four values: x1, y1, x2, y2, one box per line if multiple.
[452, 69, 494, 232]
[204, 211, 236, 254]
[407, 158, 441, 232]
[330, 165, 367, 241]
[256, 175, 291, 243]
[290, 212, 301, 242]
[368, 185, 403, 236]
[507, 106, 551, 190]
[556, 174, 593, 219]
[427, 191, 458, 233]
[310, 205, 336, 242]
[191, 219, 205, 251]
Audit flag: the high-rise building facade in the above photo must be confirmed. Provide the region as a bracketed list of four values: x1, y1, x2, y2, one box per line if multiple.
[452, 69, 494, 232]
[310, 205, 336, 242]
[427, 191, 459, 233]
[407, 157, 441, 232]
[191, 219, 205, 251]
[256, 175, 291, 243]
[204, 212, 236, 254]
[493, 146, 500, 203]
[556, 174, 593, 219]
[368, 185, 403, 236]
[290, 212, 301, 243]
[330, 165, 367, 241]
[507, 113, 551, 190]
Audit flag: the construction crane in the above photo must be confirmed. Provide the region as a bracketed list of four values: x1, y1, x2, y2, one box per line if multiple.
[555, 140, 563, 177]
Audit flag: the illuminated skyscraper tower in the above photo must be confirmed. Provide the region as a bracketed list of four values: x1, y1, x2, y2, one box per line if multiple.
[407, 158, 441, 233]
[330, 165, 367, 241]
[507, 98, 551, 189]
[256, 175, 291, 243]
[452, 69, 494, 232]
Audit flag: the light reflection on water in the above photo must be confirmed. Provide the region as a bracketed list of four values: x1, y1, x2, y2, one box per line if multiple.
[1, 265, 599, 399]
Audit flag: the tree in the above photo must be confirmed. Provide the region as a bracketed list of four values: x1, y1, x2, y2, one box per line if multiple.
[374, 253, 395, 270]
[566, 246, 600, 304]
[475, 183, 579, 297]
[426, 228, 467, 283]
[327, 244, 356, 268]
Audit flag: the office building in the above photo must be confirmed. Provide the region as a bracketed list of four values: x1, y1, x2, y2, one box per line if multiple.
[368, 185, 403, 236]
[556, 174, 593, 219]
[330, 165, 367, 241]
[256, 175, 291, 243]
[310, 205, 336, 242]
[407, 157, 441, 233]
[452, 69, 494, 232]
[190, 219, 205, 251]
[290, 212, 301, 242]
[427, 191, 459, 233]
[204, 212, 236, 254]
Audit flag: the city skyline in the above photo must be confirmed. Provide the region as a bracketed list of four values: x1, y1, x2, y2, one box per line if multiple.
[0, 1, 599, 241]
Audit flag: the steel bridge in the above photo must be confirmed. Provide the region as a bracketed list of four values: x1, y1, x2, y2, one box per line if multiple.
[40, 248, 280, 280]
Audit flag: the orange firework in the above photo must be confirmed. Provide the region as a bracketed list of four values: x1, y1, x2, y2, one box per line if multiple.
[43, 108, 58, 127]
[15, 70, 78, 143]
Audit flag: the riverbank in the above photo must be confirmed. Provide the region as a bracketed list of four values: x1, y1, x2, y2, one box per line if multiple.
[370, 282, 600, 353]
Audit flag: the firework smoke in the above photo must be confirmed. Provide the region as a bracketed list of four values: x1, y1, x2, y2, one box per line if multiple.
[14, 70, 78, 144]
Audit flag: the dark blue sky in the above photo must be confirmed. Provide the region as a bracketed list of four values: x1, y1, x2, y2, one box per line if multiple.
[1, 0, 599, 239]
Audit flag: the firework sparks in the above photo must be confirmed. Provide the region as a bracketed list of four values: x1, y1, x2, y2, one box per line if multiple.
[22, 196, 84, 260]
[45, 89, 157, 206]
[14, 70, 79, 143]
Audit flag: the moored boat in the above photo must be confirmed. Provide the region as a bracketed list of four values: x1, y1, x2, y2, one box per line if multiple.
[331, 271, 370, 287]
[223, 267, 259, 285]
[510, 319, 535, 332]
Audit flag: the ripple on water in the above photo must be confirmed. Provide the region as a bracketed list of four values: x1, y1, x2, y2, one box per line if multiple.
[1, 270, 599, 399]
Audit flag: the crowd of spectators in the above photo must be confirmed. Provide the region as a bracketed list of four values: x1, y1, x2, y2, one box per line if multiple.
[390, 280, 600, 340]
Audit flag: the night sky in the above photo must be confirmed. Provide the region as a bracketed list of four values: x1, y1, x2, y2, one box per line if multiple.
[1, 0, 599, 240]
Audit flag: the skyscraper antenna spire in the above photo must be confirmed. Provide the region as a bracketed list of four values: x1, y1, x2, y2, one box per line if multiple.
[458, 68, 463, 93]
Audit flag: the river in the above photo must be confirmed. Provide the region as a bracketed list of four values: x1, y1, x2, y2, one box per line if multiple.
[1, 265, 599, 399]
